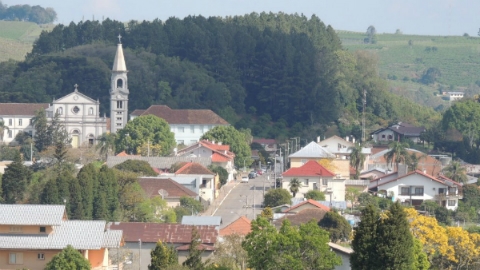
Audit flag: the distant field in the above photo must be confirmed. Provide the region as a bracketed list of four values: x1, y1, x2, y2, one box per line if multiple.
[0, 21, 54, 62]
[338, 31, 480, 109]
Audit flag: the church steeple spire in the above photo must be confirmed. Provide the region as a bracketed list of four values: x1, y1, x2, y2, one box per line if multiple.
[112, 34, 127, 72]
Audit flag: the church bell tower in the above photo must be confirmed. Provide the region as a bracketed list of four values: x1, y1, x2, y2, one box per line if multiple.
[110, 34, 129, 133]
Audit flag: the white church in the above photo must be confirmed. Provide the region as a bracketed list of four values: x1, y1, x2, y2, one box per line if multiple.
[0, 38, 129, 147]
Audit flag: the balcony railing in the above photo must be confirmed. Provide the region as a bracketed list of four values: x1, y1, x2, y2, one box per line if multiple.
[345, 180, 370, 186]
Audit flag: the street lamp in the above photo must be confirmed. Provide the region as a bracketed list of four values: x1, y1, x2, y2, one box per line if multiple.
[125, 133, 130, 154]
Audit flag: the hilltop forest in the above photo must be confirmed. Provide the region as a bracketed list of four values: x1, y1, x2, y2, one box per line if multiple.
[0, 13, 439, 140]
[0, 1, 56, 24]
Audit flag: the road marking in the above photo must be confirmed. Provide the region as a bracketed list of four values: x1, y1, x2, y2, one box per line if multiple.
[211, 181, 239, 216]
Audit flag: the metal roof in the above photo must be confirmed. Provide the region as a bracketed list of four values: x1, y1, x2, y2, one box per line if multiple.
[181, 216, 223, 226]
[0, 205, 65, 226]
[106, 156, 212, 169]
[288, 141, 335, 159]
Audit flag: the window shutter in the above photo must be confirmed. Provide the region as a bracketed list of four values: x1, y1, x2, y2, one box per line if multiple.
[16, 253, 23, 264]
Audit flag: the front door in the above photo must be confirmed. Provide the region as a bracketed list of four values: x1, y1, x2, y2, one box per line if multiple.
[71, 135, 79, 148]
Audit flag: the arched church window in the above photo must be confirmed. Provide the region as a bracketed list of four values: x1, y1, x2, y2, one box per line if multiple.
[57, 107, 63, 115]
[72, 106, 80, 114]
[89, 107, 94, 115]
[117, 79, 123, 88]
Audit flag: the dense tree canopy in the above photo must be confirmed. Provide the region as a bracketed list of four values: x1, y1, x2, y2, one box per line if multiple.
[45, 245, 90, 270]
[0, 1, 57, 23]
[201, 126, 252, 167]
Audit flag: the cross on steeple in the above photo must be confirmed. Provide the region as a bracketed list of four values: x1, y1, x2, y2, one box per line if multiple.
[74, 84, 78, 91]
[117, 34, 122, 44]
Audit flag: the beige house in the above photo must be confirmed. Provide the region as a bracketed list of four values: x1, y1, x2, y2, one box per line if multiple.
[137, 177, 198, 207]
[0, 204, 122, 270]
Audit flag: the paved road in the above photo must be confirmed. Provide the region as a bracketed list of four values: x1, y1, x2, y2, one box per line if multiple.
[213, 173, 274, 229]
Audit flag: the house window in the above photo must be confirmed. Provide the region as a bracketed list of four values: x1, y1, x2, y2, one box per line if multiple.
[9, 252, 23, 264]
[116, 123, 122, 126]
[72, 106, 80, 114]
[39, 226, 46, 233]
[116, 117, 122, 121]
[8, 130, 12, 138]
[117, 101, 123, 109]
[88, 107, 94, 115]
[301, 159, 307, 165]
[18, 119, 22, 126]
[57, 107, 63, 115]
[200, 179, 207, 188]
[8, 119, 12, 126]
[116, 111, 122, 115]
[438, 188, 446, 194]
[117, 78, 123, 88]
[38, 253, 45, 260]
[304, 179, 309, 186]
[10, 226, 22, 233]
[322, 179, 328, 186]
[388, 135, 393, 140]
[448, 200, 456, 206]
[178, 140, 184, 145]
[448, 187, 457, 195]
[414, 187, 424, 195]
[178, 127, 184, 133]
[313, 183, 318, 190]
[400, 187, 410, 195]
[191, 125, 195, 133]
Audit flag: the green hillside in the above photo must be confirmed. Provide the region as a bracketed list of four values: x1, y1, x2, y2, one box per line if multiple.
[0, 21, 54, 62]
[338, 31, 480, 109]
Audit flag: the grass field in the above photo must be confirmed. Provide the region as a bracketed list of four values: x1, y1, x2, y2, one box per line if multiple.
[338, 30, 480, 109]
[0, 21, 54, 62]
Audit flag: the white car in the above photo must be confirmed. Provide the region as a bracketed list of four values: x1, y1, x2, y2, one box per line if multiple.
[241, 176, 249, 183]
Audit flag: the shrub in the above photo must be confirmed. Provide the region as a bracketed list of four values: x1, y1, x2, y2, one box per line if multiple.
[263, 188, 292, 207]
[113, 159, 157, 176]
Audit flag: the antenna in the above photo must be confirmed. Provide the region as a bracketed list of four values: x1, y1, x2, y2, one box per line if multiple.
[158, 189, 168, 200]
[362, 89, 367, 143]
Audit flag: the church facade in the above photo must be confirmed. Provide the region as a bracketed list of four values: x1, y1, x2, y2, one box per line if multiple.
[0, 39, 128, 147]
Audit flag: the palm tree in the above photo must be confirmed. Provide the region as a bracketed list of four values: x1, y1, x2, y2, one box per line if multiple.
[289, 178, 301, 198]
[442, 161, 467, 183]
[406, 152, 427, 172]
[0, 120, 9, 144]
[384, 141, 409, 172]
[96, 133, 116, 160]
[349, 143, 366, 179]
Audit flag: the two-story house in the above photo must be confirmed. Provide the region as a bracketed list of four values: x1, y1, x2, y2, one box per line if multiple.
[369, 170, 463, 210]
[371, 122, 425, 144]
[0, 204, 122, 270]
[130, 105, 229, 146]
[176, 140, 236, 181]
[282, 160, 346, 201]
[0, 103, 49, 144]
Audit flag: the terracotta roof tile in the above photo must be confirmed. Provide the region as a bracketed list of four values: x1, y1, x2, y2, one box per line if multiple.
[200, 140, 230, 151]
[0, 103, 49, 116]
[108, 222, 218, 244]
[137, 177, 198, 198]
[219, 216, 251, 236]
[140, 105, 229, 125]
[176, 243, 215, 251]
[212, 152, 231, 162]
[283, 199, 331, 213]
[273, 208, 328, 227]
[130, 109, 145, 116]
[176, 162, 214, 175]
[282, 160, 335, 177]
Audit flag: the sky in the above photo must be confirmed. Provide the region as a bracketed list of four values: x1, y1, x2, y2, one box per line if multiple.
[3, 0, 480, 36]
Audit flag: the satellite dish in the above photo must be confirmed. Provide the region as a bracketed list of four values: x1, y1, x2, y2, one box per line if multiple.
[158, 189, 169, 199]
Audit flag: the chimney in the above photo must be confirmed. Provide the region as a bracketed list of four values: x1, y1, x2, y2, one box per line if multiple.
[317, 136, 320, 143]
[346, 136, 349, 142]
[352, 138, 356, 143]
[212, 140, 215, 144]
[218, 142, 222, 145]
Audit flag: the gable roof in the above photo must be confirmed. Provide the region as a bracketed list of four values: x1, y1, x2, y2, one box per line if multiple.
[130, 109, 145, 116]
[53, 89, 97, 104]
[106, 156, 212, 169]
[273, 208, 328, 227]
[137, 177, 198, 198]
[318, 135, 355, 146]
[0, 205, 66, 226]
[0, 103, 49, 116]
[108, 222, 217, 244]
[371, 170, 462, 189]
[219, 216, 251, 236]
[289, 141, 335, 159]
[181, 216, 223, 226]
[139, 105, 229, 125]
[176, 140, 235, 163]
[372, 122, 425, 136]
[282, 160, 335, 177]
[176, 162, 214, 175]
[283, 199, 331, 213]
[0, 220, 122, 250]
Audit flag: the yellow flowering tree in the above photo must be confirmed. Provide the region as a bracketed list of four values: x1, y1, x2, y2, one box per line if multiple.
[446, 227, 480, 269]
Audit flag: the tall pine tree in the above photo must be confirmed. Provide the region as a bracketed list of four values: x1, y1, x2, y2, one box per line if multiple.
[182, 227, 205, 270]
[1, 152, 30, 203]
[40, 178, 60, 204]
[77, 163, 96, 219]
[375, 202, 414, 270]
[68, 176, 84, 219]
[148, 240, 178, 269]
[351, 204, 380, 270]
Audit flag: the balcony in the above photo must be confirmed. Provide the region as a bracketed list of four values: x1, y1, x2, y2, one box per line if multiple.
[345, 180, 370, 186]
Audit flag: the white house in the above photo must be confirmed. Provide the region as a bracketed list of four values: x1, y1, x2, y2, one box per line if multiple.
[0, 103, 49, 144]
[176, 140, 236, 181]
[369, 170, 462, 210]
[130, 105, 229, 146]
[282, 160, 346, 201]
[445, 91, 464, 101]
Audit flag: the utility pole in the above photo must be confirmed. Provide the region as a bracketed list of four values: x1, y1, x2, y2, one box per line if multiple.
[253, 184, 255, 219]
[30, 142, 33, 162]
[147, 140, 150, 157]
[138, 239, 142, 269]
[362, 89, 366, 142]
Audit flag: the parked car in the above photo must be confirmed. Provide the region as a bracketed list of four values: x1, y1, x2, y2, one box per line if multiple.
[241, 175, 249, 183]
[250, 171, 257, 178]
[248, 172, 256, 179]
[256, 170, 263, 175]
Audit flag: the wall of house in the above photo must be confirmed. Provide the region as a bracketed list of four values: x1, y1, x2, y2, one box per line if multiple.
[170, 124, 227, 146]
[379, 174, 459, 210]
[282, 176, 322, 198]
[1, 115, 36, 144]
[289, 157, 308, 168]
[0, 225, 53, 234]
[373, 130, 395, 142]
[331, 159, 351, 178]
[88, 248, 108, 268]
[0, 250, 59, 270]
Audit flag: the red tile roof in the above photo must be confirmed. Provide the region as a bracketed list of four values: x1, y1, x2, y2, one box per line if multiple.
[130, 109, 145, 116]
[371, 170, 463, 189]
[283, 199, 331, 213]
[0, 103, 49, 116]
[176, 243, 215, 251]
[108, 222, 217, 244]
[137, 177, 198, 198]
[139, 105, 229, 125]
[219, 216, 251, 236]
[273, 208, 328, 227]
[201, 140, 230, 151]
[282, 160, 335, 177]
[176, 162, 214, 175]
[212, 152, 231, 163]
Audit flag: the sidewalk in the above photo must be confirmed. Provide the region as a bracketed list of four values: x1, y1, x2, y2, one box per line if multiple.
[201, 178, 240, 216]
